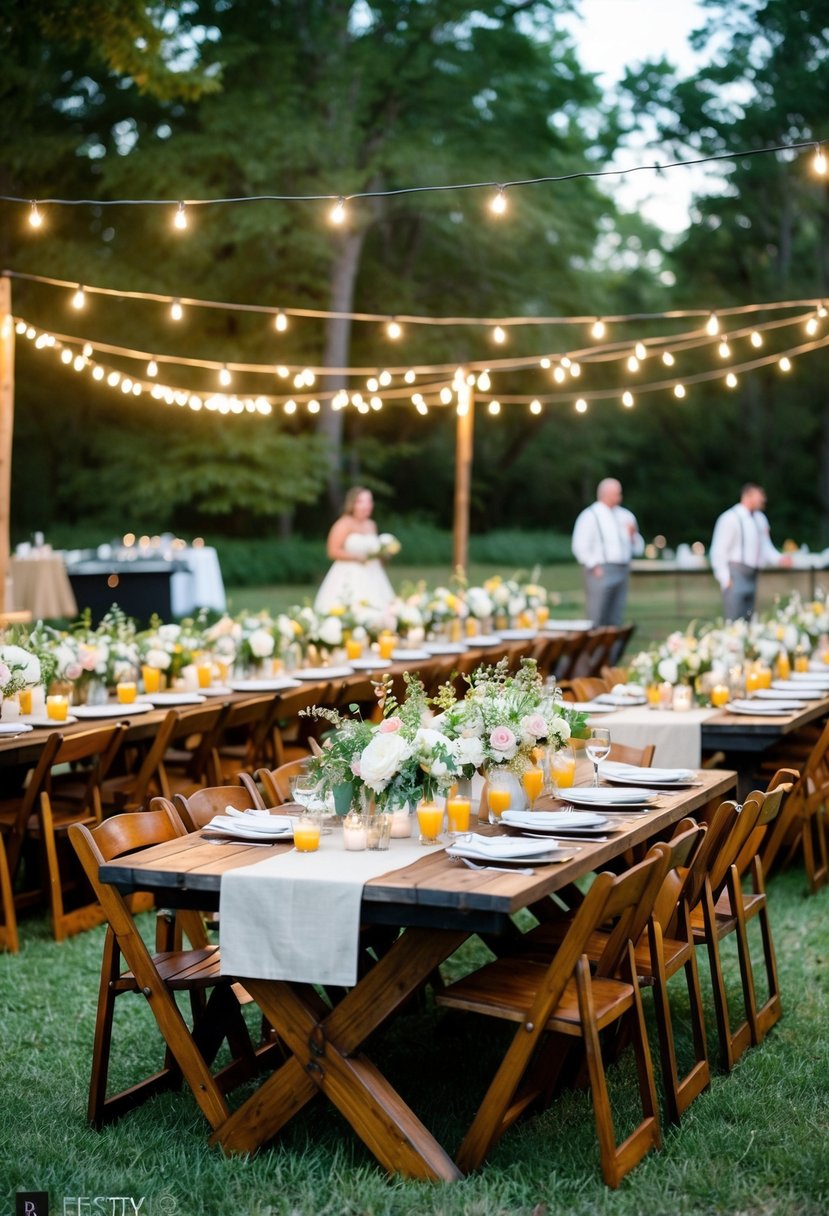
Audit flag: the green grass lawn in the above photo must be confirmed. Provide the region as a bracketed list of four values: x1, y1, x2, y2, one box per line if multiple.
[2, 868, 828, 1216]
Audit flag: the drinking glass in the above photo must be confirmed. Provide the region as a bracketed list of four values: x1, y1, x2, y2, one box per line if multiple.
[585, 728, 611, 788]
[416, 799, 444, 844]
[293, 810, 322, 852]
[549, 744, 576, 795]
[378, 633, 397, 661]
[522, 765, 544, 810]
[141, 664, 161, 694]
[445, 779, 472, 835]
[116, 681, 137, 705]
[46, 694, 69, 722]
[486, 769, 512, 825]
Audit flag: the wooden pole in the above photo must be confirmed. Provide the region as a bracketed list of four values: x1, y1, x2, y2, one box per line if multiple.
[0, 275, 13, 612]
[452, 371, 475, 574]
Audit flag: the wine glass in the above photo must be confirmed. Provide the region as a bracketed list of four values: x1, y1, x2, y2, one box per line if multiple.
[585, 728, 611, 788]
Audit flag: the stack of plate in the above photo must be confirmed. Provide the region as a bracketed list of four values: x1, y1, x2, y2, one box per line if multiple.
[501, 809, 609, 837]
[445, 833, 569, 865]
[600, 761, 698, 788]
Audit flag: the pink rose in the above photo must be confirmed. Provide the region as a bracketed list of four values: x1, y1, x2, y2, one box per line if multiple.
[350, 759, 362, 777]
[489, 726, 516, 753]
[521, 713, 547, 740]
[66, 663, 83, 680]
[379, 716, 403, 734]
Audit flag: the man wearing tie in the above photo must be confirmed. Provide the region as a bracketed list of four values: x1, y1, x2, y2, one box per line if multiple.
[571, 478, 644, 627]
[710, 483, 791, 620]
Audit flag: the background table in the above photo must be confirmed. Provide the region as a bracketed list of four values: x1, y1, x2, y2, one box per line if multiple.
[10, 555, 78, 619]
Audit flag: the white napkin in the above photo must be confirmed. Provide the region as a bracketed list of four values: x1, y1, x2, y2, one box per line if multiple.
[565, 786, 656, 803]
[600, 761, 695, 783]
[208, 812, 293, 834]
[448, 834, 560, 859]
[502, 809, 605, 829]
[224, 805, 272, 819]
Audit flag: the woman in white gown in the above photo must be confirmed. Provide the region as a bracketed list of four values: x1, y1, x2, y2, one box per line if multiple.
[313, 486, 396, 613]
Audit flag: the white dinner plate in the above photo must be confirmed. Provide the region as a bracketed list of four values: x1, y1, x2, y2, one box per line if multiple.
[724, 700, 803, 715]
[145, 692, 206, 707]
[391, 649, 431, 662]
[579, 701, 617, 715]
[502, 809, 606, 830]
[21, 715, 79, 728]
[346, 658, 392, 670]
[600, 762, 698, 787]
[446, 835, 569, 863]
[0, 721, 35, 734]
[423, 642, 468, 655]
[563, 787, 660, 809]
[202, 823, 294, 843]
[464, 635, 503, 646]
[73, 702, 155, 718]
[293, 665, 355, 680]
[199, 685, 236, 697]
[596, 692, 648, 707]
[754, 687, 822, 701]
[543, 619, 593, 632]
[498, 628, 536, 640]
[227, 678, 302, 693]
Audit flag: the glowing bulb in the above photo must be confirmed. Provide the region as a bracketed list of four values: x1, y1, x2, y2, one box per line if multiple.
[718, 340, 731, 358]
[121, 378, 132, 393]
[477, 371, 491, 392]
[15, 321, 26, 334]
[367, 377, 379, 392]
[591, 319, 606, 340]
[779, 356, 792, 372]
[662, 351, 675, 366]
[726, 372, 738, 388]
[415, 400, 428, 416]
[173, 201, 187, 230]
[28, 201, 43, 228]
[147, 359, 158, 377]
[440, 386, 453, 405]
[284, 399, 297, 414]
[529, 399, 542, 415]
[750, 331, 763, 348]
[492, 325, 506, 344]
[575, 398, 588, 414]
[489, 187, 507, 216]
[457, 399, 469, 417]
[275, 311, 288, 332]
[219, 365, 232, 387]
[674, 383, 686, 399]
[370, 396, 382, 410]
[561, 356, 571, 368]
[622, 391, 634, 408]
[378, 370, 391, 387]
[806, 315, 819, 336]
[275, 366, 289, 378]
[404, 369, 416, 383]
[814, 146, 827, 175]
[82, 343, 93, 358]
[293, 373, 304, 389]
[540, 357, 551, 369]
[627, 355, 640, 372]
[330, 197, 346, 225]
[634, 341, 647, 360]
[73, 355, 86, 371]
[569, 361, 581, 378]
[170, 299, 183, 321]
[189, 395, 202, 410]
[303, 370, 316, 387]
[132, 382, 141, 396]
[71, 286, 86, 310]
[307, 399, 320, 414]
[60, 349, 73, 365]
[553, 366, 566, 384]
[92, 365, 104, 381]
[387, 319, 402, 340]
[818, 304, 827, 319]
[488, 400, 501, 415]
[705, 312, 720, 336]
[106, 371, 120, 386]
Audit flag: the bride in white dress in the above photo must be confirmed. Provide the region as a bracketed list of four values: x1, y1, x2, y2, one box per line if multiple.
[313, 486, 396, 613]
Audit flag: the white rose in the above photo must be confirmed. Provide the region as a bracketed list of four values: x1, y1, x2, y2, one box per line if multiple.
[248, 628, 275, 658]
[0, 644, 41, 686]
[158, 624, 181, 642]
[657, 657, 678, 684]
[359, 732, 412, 792]
[318, 616, 343, 647]
[467, 587, 493, 618]
[145, 647, 171, 670]
[508, 595, 526, 618]
[454, 735, 485, 769]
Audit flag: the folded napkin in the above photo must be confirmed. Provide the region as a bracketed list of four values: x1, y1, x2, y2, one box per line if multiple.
[596, 691, 647, 706]
[755, 687, 821, 700]
[449, 834, 560, 859]
[502, 809, 605, 829]
[224, 805, 272, 819]
[208, 812, 293, 834]
[565, 786, 656, 803]
[600, 761, 695, 783]
[612, 682, 645, 697]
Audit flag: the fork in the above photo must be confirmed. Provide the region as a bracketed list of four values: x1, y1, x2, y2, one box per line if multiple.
[459, 857, 535, 876]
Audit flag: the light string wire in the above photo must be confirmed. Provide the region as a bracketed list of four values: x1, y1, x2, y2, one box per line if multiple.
[0, 137, 823, 210]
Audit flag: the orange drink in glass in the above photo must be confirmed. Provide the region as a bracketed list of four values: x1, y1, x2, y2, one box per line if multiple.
[745, 664, 762, 693]
[486, 770, 512, 824]
[46, 694, 69, 722]
[141, 665, 161, 694]
[378, 633, 397, 661]
[18, 688, 33, 715]
[794, 651, 810, 673]
[522, 766, 544, 808]
[345, 637, 364, 661]
[116, 682, 137, 704]
[710, 683, 730, 708]
[196, 661, 213, 689]
[294, 812, 321, 852]
[550, 747, 576, 791]
[417, 800, 444, 844]
[446, 779, 472, 834]
[536, 605, 550, 627]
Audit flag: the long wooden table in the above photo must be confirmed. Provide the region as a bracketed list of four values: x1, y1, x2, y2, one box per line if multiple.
[99, 766, 736, 1181]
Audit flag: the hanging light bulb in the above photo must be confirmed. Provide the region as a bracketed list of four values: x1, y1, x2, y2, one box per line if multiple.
[173, 201, 188, 230]
[750, 330, 763, 348]
[726, 372, 738, 388]
[626, 354, 640, 372]
[274, 311, 288, 332]
[370, 396, 383, 410]
[575, 398, 588, 414]
[386, 318, 402, 340]
[92, 365, 104, 381]
[779, 356, 792, 372]
[529, 399, 542, 415]
[72, 355, 85, 371]
[60, 349, 73, 365]
[378, 370, 391, 387]
[28, 201, 43, 228]
[591, 318, 606, 340]
[330, 197, 346, 225]
[705, 312, 720, 336]
[146, 359, 158, 378]
[284, 399, 297, 415]
[569, 361, 581, 378]
[477, 370, 491, 392]
[82, 342, 93, 358]
[718, 339, 731, 358]
[553, 366, 566, 384]
[367, 377, 379, 392]
[622, 391, 634, 408]
[307, 399, 321, 414]
[674, 384, 686, 399]
[818, 303, 827, 319]
[561, 356, 571, 368]
[71, 285, 86, 310]
[492, 325, 506, 344]
[662, 350, 675, 366]
[439, 386, 453, 405]
[489, 186, 507, 216]
[634, 341, 647, 360]
[275, 366, 289, 379]
[170, 299, 183, 321]
[404, 368, 416, 383]
[218, 365, 232, 387]
[814, 144, 827, 175]
[540, 357, 551, 369]
[806, 315, 819, 336]
[488, 399, 501, 415]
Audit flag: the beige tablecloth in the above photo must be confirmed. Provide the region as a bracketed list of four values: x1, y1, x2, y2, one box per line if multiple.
[10, 556, 78, 619]
[587, 705, 716, 769]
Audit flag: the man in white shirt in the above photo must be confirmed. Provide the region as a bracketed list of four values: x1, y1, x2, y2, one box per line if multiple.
[571, 478, 644, 627]
[710, 483, 791, 620]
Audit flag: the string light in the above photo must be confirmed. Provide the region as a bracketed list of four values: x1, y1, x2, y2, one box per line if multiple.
[71, 285, 86, 310]
[404, 369, 416, 383]
[488, 400, 501, 415]
[814, 144, 827, 175]
[307, 399, 320, 413]
[146, 359, 158, 377]
[492, 325, 506, 344]
[378, 370, 391, 387]
[627, 354, 640, 372]
[750, 330, 763, 347]
[367, 376, 379, 392]
[170, 299, 183, 321]
[370, 396, 383, 410]
[726, 372, 738, 387]
[439, 386, 453, 404]
[92, 365, 104, 381]
[634, 341, 647, 360]
[284, 399, 297, 414]
[705, 312, 720, 336]
[575, 398, 588, 413]
[806, 315, 819, 336]
[73, 355, 85, 371]
[274, 311, 288, 332]
[82, 342, 93, 358]
[553, 366, 566, 383]
[60, 349, 72, 365]
[275, 365, 289, 378]
[539, 356, 551, 368]
[591, 319, 606, 339]
[569, 361, 581, 377]
[779, 356, 792, 371]
[173, 201, 188, 230]
[718, 339, 731, 358]
[622, 390, 634, 408]
[489, 187, 508, 215]
[330, 197, 346, 225]
[28, 201, 43, 229]
[477, 370, 491, 391]
[529, 399, 542, 415]
[674, 384, 686, 398]
[218, 365, 232, 387]
[819, 304, 827, 318]
[386, 319, 402, 340]
[662, 351, 675, 366]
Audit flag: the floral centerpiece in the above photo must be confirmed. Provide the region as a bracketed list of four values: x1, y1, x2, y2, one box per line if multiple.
[0, 643, 41, 699]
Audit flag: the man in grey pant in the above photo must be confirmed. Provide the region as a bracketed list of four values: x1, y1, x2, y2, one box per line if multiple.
[710, 483, 791, 620]
[571, 479, 644, 627]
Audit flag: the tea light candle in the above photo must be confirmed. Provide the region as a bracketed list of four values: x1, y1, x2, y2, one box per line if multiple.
[659, 681, 674, 710]
[389, 808, 413, 838]
[342, 811, 367, 851]
[672, 684, 693, 712]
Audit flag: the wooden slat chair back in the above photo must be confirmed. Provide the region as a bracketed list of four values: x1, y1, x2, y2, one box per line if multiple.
[569, 676, 611, 702]
[529, 635, 567, 679]
[105, 703, 231, 811]
[270, 683, 334, 766]
[760, 721, 828, 893]
[733, 770, 797, 879]
[211, 693, 279, 782]
[553, 632, 589, 681]
[600, 665, 631, 687]
[609, 623, 636, 665]
[570, 738, 656, 768]
[571, 628, 618, 678]
[436, 852, 666, 1186]
[0, 725, 126, 942]
[68, 804, 257, 1131]
[172, 783, 264, 832]
[254, 758, 313, 807]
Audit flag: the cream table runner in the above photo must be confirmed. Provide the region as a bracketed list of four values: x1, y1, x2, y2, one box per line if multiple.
[220, 834, 444, 987]
[587, 705, 716, 768]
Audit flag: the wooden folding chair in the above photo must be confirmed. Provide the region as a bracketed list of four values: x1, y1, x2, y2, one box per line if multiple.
[211, 693, 279, 782]
[436, 852, 667, 1186]
[172, 783, 266, 832]
[570, 738, 656, 768]
[760, 721, 828, 894]
[0, 724, 127, 942]
[0, 835, 19, 953]
[572, 628, 618, 678]
[270, 683, 334, 766]
[529, 634, 567, 679]
[554, 632, 589, 681]
[253, 758, 312, 807]
[570, 676, 611, 701]
[68, 804, 260, 1130]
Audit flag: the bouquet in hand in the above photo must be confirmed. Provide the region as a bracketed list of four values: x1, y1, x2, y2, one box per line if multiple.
[374, 532, 401, 560]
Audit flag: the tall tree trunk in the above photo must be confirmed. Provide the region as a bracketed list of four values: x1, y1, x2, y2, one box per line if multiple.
[317, 228, 367, 512]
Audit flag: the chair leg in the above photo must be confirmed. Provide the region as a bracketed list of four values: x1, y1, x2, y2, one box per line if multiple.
[729, 868, 761, 1049]
[622, 945, 662, 1159]
[698, 882, 750, 1071]
[0, 836, 19, 953]
[40, 795, 68, 943]
[647, 921, 709, 1124]
[576, 956, 623, 1188]
[748, 860, 782, 1044]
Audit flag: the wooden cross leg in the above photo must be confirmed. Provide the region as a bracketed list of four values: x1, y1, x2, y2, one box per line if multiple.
[211, 927, 468, 1181]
